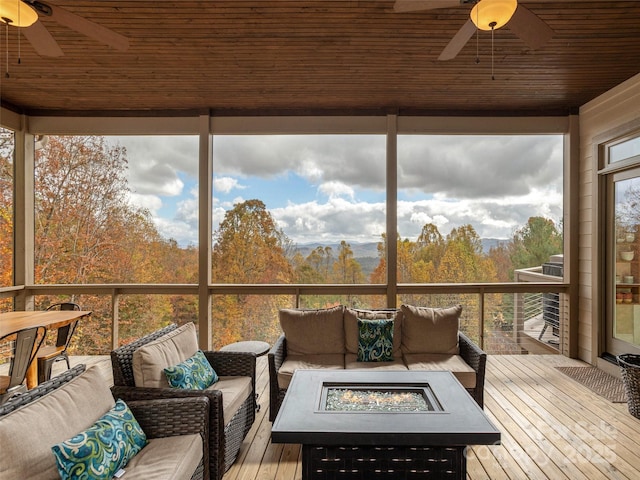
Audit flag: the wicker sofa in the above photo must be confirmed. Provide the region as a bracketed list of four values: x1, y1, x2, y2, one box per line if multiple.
[0, 364, 209, 480]
[268, 304, 487, 421]
[110, 323, 256, 480]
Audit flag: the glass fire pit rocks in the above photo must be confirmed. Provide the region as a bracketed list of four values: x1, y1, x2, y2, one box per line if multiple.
[324, 386, 437, 412]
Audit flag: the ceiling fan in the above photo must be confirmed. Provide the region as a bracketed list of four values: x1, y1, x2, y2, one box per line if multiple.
[0, 0, 129, 57]
[393, 0, 554, 61]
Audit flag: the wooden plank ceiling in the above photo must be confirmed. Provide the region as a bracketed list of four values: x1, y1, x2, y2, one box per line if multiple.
[2, 0, 640, 117]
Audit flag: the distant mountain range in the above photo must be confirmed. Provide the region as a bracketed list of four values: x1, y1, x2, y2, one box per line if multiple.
[294, 238, 507, 258]
[293, 238, 508, 277]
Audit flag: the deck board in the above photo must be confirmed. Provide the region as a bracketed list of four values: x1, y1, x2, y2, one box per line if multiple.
[11, 353, 640, 479]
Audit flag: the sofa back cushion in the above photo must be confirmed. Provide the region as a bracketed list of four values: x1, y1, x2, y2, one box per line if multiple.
[0, 366, 115, 480]
[133, 322, 199, 388]
[400, 304, 462, 355]
[344, 308, 402, 356]
[279, 306, 345, 355]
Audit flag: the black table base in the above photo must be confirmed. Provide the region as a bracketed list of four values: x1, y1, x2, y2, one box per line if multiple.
[302, 444, 466, 480]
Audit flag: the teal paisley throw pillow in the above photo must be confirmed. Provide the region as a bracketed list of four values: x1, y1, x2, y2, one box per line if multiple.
[164, 350, 218, 389]
[357, 318, 394, 362]
[51, 399, 147, 480]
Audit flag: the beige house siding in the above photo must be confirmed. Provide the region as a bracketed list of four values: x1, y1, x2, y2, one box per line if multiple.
[578, 72, 640, 364]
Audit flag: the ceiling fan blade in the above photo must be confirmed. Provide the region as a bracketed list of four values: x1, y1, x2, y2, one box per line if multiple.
[46, 1, 129, 51]
[438, 19, 476, 61]
[508, 5, 554, 51]
[22, 21, 63, 57]
[394, 0, 462, 13]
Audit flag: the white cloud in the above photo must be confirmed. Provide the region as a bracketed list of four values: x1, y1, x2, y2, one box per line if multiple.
[214, 176, 245, 194]
[154, 218, 197, 247]
[318, 181, 355, 200]
[272, 198, 386, 244]
[128, 192, 162, 213]
[116, 134, 563, 246]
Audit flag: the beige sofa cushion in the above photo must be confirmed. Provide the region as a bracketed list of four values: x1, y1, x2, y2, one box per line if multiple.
[133, 322, 199, 388]
[344, 354, 408, 371]
[124, 435, 203, 480]
[277, 354, 344, 389]
[344, 308, 403, 356]
[404, 353, 476, 389]
[279, 306, 345, 355]
[401, 304, 462, 355]
[206, 376, 252, 424]
[0, 366, 115, 480]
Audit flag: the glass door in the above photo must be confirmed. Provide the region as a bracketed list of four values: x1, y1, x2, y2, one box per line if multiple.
[608, 168, 640, 356]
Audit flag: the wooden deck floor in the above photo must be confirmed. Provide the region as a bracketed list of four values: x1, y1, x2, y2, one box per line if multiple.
[34, 354, 640, 479]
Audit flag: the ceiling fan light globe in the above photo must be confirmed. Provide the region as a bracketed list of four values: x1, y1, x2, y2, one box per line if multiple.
[470, 0, 517, 31]
[0, 1, 38, 27]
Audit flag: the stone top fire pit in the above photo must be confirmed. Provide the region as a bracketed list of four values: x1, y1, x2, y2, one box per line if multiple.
[272, 370, 500, 447]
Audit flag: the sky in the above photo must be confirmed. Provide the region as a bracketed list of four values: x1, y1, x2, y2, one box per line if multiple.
[107, 134, 563, 248]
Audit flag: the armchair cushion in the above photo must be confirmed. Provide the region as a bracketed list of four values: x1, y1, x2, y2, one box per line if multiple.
[123, 435, 203, 480]
[279, 306, 344, 355]
[205, 376, 252, 424]
[400, 304, 462, 355]
[133, 323, 199, 388]
[165, 350, 218, 390]
[0, 366, 115, 480]
[51, 399, 147, 480]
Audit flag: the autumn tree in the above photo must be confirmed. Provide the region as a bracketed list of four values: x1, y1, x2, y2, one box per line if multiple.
[332, 241, 363, 283]
[415, 223, 445, 272]
[487, 242, 513, 282]
[293, 246, 334, 284]
[307, 246, 334, 281]
[0, 130, 13, 293]
[211, 199, 294, 347]
[33, 136, 193, 352]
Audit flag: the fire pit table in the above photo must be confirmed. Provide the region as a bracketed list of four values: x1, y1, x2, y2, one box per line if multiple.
[271, 370, 500, 480]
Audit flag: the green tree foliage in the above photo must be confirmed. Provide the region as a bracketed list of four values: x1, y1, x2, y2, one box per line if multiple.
[510, 216, 563, 270]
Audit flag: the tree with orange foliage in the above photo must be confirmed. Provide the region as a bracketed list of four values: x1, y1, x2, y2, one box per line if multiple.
[211, 199, 294, 347]
[0, 132, 13, 292]
[33, 136, 194, 352]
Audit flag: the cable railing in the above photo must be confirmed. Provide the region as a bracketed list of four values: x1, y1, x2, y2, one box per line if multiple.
[0, 281, 570, 355]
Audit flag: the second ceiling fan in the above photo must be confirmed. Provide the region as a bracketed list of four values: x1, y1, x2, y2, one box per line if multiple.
[393, 0, 554, 61]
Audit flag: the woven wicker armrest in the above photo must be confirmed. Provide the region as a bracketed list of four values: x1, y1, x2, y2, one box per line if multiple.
[111, 385, 224, 447]
[458, 332, 487, 408]
[458, 332, 485, 374]
[204, 351, 256, 379]
[267, 334, 287, 422]
[127, 397, 210, 439]
[112, 385, 223, 412]
[268, 334, 287, 373]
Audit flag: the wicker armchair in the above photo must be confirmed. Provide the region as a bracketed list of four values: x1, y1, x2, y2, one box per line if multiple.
[0, 364, 209, 480]
[110, 324, 256, 480]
